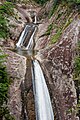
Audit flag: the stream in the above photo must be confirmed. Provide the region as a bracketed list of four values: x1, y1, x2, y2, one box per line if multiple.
[16, 15, 54, 120]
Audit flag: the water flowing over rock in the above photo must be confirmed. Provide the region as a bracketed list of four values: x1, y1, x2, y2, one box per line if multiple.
[0, 1, 79, 119]
[35, 19, 80, 120]
[32, 60, 54, 120]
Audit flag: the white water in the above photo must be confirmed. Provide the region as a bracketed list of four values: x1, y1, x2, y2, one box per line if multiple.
[16, 17, 54, 120]
[34, 16, 37, 24]
[16, 25, 31, 48]
[32, 60, 54, 120]
[26, 25, 37, 50]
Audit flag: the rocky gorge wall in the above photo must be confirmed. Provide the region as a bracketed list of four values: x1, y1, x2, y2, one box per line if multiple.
[35, 19, 80, 120]
[35, 2, 80, 119]
[0, 0, 80, 120]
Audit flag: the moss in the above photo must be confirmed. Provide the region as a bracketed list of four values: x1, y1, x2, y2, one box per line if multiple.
[51, 29, 62, 44]
[66, 108, 73, 114]
[63, 18, 73, 30]
[45, 23, 53, 35]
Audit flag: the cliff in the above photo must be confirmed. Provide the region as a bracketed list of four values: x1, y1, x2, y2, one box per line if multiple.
[0, 0, 80, 120]
[35, 1, 80, 120]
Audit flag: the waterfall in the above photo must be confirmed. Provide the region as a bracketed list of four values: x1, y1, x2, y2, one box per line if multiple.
[32, 60, 54, 120]
[16, 25, 31, 48]
[34, 15, 37, 24]
[26, 25, 37, 50]
[16, 24, 37, 50]
[16, 15, 54, 120]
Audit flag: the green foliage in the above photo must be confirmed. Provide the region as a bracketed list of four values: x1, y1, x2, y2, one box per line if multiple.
[45, 23, 53, 35]
[0, 2, 14, 39]
[0, 14, 9, 38]
[63, 18, 73, 30]
[49, 0, 80, 18]
[74, 41, 80, 79]
[66, 0, 80, 4]
[0, 51, 9, 104]
[51, 29, 62, 44]
[74, 57, 80, 78]
[74, 41, 80, 118]
[0, 106, 15, 120]
[49, 0, 59, 18]
[0, 2, 14, 16]
[33, 0, 49, 5]
[0, 50, 15, 120]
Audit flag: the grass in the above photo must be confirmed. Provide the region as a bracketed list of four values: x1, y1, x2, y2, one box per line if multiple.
[51, 29, 62, 44]
[45, 23, 53, 35]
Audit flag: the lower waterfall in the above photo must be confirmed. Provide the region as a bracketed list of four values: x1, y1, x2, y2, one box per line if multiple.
[32, 60, 54, 120]
[16, 18, 54, 120]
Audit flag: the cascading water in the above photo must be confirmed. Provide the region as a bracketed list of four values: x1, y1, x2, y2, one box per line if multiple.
[32, 60, 54, 120]
[16, 25, 31, 48]
[34, 16, 37, 24]
[16, 14, 54, 120]
[26, 25, 37, 50]
[16, 24, 37, 50]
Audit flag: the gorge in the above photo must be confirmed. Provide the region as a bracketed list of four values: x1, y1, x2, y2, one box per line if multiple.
[16, 16, 54, 120]
[0, 0, 80, 120]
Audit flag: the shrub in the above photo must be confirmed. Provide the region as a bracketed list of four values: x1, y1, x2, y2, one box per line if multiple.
[0, 50, 15, 120]
[0, 14, 9, 38]
[0, 2, 14, 16]
[0, 2, 14, 39]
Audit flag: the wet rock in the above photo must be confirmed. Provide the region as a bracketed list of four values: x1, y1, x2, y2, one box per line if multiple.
[25, 60, 36, 120]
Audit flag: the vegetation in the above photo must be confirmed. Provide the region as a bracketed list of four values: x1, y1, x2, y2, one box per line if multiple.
[74, 41, 80, 118]
[0, 50, 15, 120]
[66, 0, 80, 4]
[45, 23, 53, 35]
[44, 1, 74, 44]
[49, 0, 80, 18]
[33, 0, 49, 5]
[0, 14, 9, 38]
[0, 2, 14, 39]
[51, 29, 62, 44]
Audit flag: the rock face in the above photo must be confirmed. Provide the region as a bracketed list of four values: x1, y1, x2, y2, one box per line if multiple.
[0, 1, 79, 120]
[25, 59, 35, 120]
[5, 50, 26, 120]
[35, 19, 80, 120]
